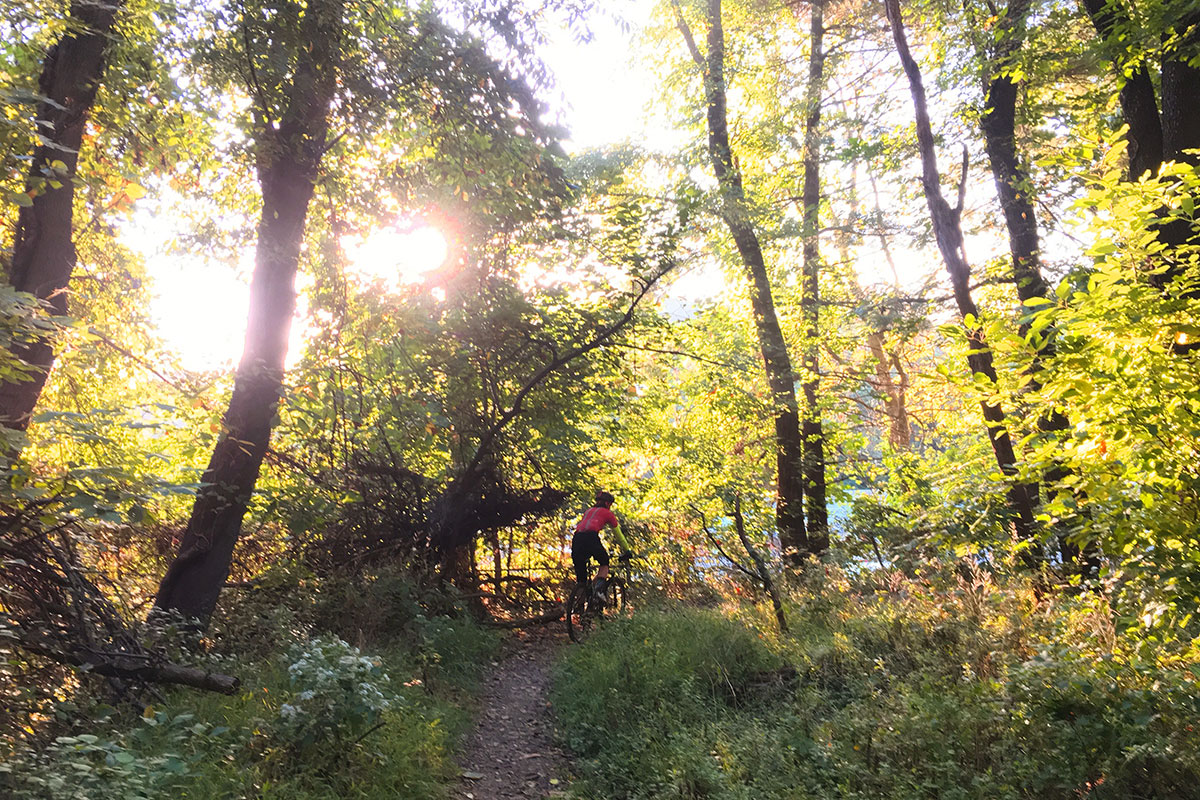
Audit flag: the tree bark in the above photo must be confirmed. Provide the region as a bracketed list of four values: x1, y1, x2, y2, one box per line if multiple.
[674, 0, 813, 560]
[979, 0, 1049, 307]
[885, 0, 1042, 566]
[1080, 0, 1163, 180]
[1078, 1, 1200, 298]
[1153, 10, 1200, 262]
[0, 0, 124, 434]
[980, 0, 1099, 575]
[799, 0, 830, 551]
[154, 0, 343, 626]
[866, 331, 911, 448]
[1078, 2, 1200, 181]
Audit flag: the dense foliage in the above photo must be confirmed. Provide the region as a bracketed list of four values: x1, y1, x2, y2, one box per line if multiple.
[1, 0, 1199, 796]
[2, 566, 498, 799]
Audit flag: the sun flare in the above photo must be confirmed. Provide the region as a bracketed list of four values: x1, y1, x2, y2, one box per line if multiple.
[151, 256, 251, 372]
[342, 225, 449, 290]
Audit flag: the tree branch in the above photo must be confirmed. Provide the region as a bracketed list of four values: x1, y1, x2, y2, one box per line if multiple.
[690, 504, 757, 579]
[608, 340, 745, 370]
[954, 143, 969, 218]
[730, 495, 788, 633]
[458, 267, 673, 485]
[671, 0, 706, 69]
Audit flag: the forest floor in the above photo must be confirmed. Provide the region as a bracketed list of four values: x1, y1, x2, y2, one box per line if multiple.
[456, 624, 570, 799]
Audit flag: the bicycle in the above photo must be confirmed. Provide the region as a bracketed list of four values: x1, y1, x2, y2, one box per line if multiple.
[565, 557, 632, 643]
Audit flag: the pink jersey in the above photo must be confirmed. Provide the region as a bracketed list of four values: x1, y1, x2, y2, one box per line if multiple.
[575, 506, 619, 534]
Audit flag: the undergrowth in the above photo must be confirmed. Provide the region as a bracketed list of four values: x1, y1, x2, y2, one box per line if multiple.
[553, 566, 1200, 800]
[0, 566, 498, 800]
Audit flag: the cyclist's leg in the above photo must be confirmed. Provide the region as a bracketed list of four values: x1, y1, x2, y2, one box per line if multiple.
[592, 543, 612, 596]
[570, 535, 590, 588]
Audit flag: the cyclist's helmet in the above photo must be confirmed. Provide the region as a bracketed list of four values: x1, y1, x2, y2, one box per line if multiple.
[594, 490, 615, 506]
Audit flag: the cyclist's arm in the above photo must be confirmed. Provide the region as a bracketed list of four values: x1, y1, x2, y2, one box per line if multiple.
[610, 521, 631, 555]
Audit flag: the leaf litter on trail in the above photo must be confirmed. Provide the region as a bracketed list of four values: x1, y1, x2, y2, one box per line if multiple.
[456, 626, 570, 798]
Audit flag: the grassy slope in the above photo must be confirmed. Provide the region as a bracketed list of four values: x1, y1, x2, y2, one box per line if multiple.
[553, 568, 1200, 800]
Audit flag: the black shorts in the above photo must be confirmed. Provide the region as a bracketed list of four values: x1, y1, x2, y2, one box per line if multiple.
[571, 529, 610, 585]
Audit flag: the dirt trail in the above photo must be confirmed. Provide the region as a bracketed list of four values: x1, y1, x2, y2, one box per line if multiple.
[457, 625, 570, 799]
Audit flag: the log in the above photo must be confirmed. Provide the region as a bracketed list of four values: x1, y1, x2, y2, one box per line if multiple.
[21, 640, 241, 694]
[75, 654, 240, 694]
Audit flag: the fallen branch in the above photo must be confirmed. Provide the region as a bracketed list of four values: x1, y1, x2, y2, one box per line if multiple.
[20, 639, 240, 695]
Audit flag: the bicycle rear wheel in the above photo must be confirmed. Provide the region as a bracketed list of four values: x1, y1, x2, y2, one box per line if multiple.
[566, 584, 596, 643]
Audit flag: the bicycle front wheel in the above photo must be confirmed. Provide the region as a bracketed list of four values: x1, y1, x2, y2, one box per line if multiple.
[566, 584, 595, 643]
[606, 577, 626, 614]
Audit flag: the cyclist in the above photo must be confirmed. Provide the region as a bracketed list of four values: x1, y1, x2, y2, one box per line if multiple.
[571, 490, 632, 603]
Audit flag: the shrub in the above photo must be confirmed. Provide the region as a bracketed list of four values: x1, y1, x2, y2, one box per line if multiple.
[272, 636, 396, 759]
[553, 608, 785, 798]
[1, 574, 501, 800]
[0, 710, 237, 800]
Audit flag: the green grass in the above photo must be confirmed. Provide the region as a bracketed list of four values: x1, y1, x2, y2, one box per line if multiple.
[173, 651, 476, 800]
[552, 571, 1200, 800]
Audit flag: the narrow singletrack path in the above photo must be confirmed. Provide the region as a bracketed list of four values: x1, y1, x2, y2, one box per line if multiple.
[457, 625, 570, 799]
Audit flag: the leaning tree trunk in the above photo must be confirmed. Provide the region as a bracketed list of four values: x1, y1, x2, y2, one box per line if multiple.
[980, 0, 1096, 574]
[866, 331, 911, 449]
[674, 0, 812, 561]
[799, 0, 830, 551]
[0, 0, 124, 435]
[885, 0, 1042, 567]
[154, 0, 343, 626]
[731, 496, 788, 634]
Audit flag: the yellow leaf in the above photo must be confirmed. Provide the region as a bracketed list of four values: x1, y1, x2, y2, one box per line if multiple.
[125, 182, 146, 200]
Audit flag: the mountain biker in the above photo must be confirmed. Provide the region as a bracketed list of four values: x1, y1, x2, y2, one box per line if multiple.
[572, 490, 632, 601]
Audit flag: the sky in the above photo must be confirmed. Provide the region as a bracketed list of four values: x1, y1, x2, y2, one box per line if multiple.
[142, 6, 658, 371]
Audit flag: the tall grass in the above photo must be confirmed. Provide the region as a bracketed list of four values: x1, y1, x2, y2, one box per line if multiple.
[553, 567, 1200, 799]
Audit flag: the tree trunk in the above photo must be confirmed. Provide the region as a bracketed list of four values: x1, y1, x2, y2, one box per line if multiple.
[675, 0, 813, 560]
[153, 0, 343, 626]
[885, 0, 1042, 566]
[866, 331, 911, 448]
[1080, 0, 1163, 180]
[0, 0, 124, 434]
[1080, 0, 1200, 282]
[979, 0, 1049, 307]
[1151, 11, 1200, 265]
[980, 0, 1099, 575]
[799, 0, 829, 551]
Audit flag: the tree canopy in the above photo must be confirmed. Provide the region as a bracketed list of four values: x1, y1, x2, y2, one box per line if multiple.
[2, 0, 1200, 795]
